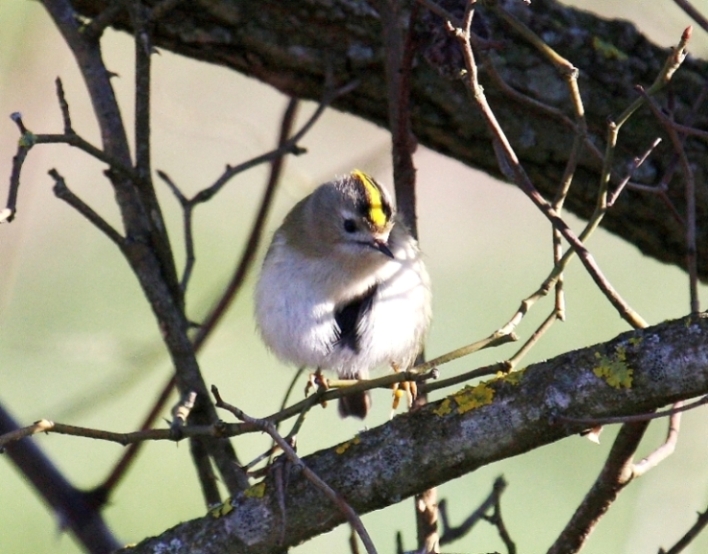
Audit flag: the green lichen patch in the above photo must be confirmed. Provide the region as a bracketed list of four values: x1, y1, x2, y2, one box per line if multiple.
[593, 347, 633, 389]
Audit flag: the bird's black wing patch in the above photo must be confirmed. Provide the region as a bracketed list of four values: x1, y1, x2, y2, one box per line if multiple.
[334, 285, 377, 353]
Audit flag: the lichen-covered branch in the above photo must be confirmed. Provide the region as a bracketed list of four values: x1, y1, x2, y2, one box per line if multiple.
[117, 313, 708, 554]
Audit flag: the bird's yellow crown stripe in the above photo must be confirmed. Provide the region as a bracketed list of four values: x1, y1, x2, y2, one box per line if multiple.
[352, 169, 387, 228]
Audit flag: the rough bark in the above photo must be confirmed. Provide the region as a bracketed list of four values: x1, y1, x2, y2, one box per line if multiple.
[70, 0, 708, 280]
[116, 313, 708, 554]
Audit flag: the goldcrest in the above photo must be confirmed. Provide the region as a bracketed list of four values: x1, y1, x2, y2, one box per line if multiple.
[255, 170, 431, 418]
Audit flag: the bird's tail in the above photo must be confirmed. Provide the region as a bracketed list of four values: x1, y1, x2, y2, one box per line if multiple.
[338, 391, 371, 419]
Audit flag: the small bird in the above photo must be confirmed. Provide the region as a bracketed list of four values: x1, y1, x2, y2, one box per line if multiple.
[254, 170, 432, 418]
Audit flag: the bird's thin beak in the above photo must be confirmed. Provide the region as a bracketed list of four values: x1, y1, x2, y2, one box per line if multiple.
[370, 238, 394, 258]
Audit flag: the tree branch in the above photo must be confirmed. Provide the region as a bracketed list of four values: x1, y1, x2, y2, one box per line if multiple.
[112, 313, 708, 554]
[0, 404, 120, 554]
[68, 0, 708, 281]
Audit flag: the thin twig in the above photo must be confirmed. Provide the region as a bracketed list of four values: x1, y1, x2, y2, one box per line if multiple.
[212, 386, 379, 554]
[81, 3, 125, 42]
[607, 138, 663, 207]
[486, 482, 516, 554]
[132, 2, 152, 183]
[425, 361, 503, 394]
[1, 113, 32, 223]
[2, 110, 143, 227]
[191, 98, 301, 328]
[439, 476, 507, 544]
[548, 421, 650, 554]
[129, 1, 184, 310]
[190, 433, 221, 507]
[157, 170, 196, 290]
[95, 369, 177, 495]
[0, 363, 441, 451]
[672, 0, 708, 34]
[55, 77, 74, 133]
[551, 130, 586, 322]
[660, 506, 708, 554]
[191, 81, 357, 206]
[504, 309, 558, 370]
[49, 169, 126, 248]
[98, 97, 301, 498]
[270, 365, 307, 460]
[413, 328, 517, 375]
[451, 8, 669, 329]
[633, 403, 681, 477]
[638, 88, 699, 313]
[556, 395, 708, 427]
[377, 1, 436, 548]
[44, 0, 248, 507]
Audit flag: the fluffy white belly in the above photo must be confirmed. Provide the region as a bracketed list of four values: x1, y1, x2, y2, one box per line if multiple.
[255, 241, 430, 379]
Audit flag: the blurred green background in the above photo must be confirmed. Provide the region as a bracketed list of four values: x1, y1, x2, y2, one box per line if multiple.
[1, 1, 708, 553]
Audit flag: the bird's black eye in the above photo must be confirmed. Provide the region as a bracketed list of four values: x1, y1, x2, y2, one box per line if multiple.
[343, 219, 357, 233]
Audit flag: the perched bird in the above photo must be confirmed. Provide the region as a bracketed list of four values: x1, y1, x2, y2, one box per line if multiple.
[254, 170, 431, 418]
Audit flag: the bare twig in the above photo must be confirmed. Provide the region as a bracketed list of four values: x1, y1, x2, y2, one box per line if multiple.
[485, 478, 516, 554]
[42, 0, 249, 502]
[439, 475, 507, 544]
[556, 395, 708, 428]
[158, 170, 196, 289]
[190, 97, 301, 331]
[672, 0, 708, 34]
[190, 432, 221, 507]
[377, 1, 436, 548]
[2, 113, 33, 223]
[98, 96, 299, 500]
[450, 6, 680, 330]
[633, 403, 681, 477]
[548, 421, 650, 554]
[552, 406, 682, 554]
[94, 370, 177, 496]
[130, 1, 184, 311]
[504, 309, 558, 371]
[49, 169, 126, 248]
[2, 109, 141, 226]
[0, 363, 440, 451]
[638, 88, 699, 313]
[82, 3, 125, 42]
[425, 361, 503, 393]
[412, 327, 517, 375]
[190, 80, 357, 206]
[660, 506, 708, 554]
[55, 77, 74, 133]
[212, 386, 379, 554]
[378, 0, 419, 234]
[551, 130, 586, 322]
[607, 138, 663, 207]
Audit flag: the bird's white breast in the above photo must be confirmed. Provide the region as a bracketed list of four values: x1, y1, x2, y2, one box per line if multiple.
[255, 228, 431, 378]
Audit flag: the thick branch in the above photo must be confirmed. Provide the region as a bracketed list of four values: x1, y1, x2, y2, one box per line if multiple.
[41, 0, 248, 497]
[69, 0, 708, 281]
[117, 313, 708, 554]
[0, 405, 120, 554]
